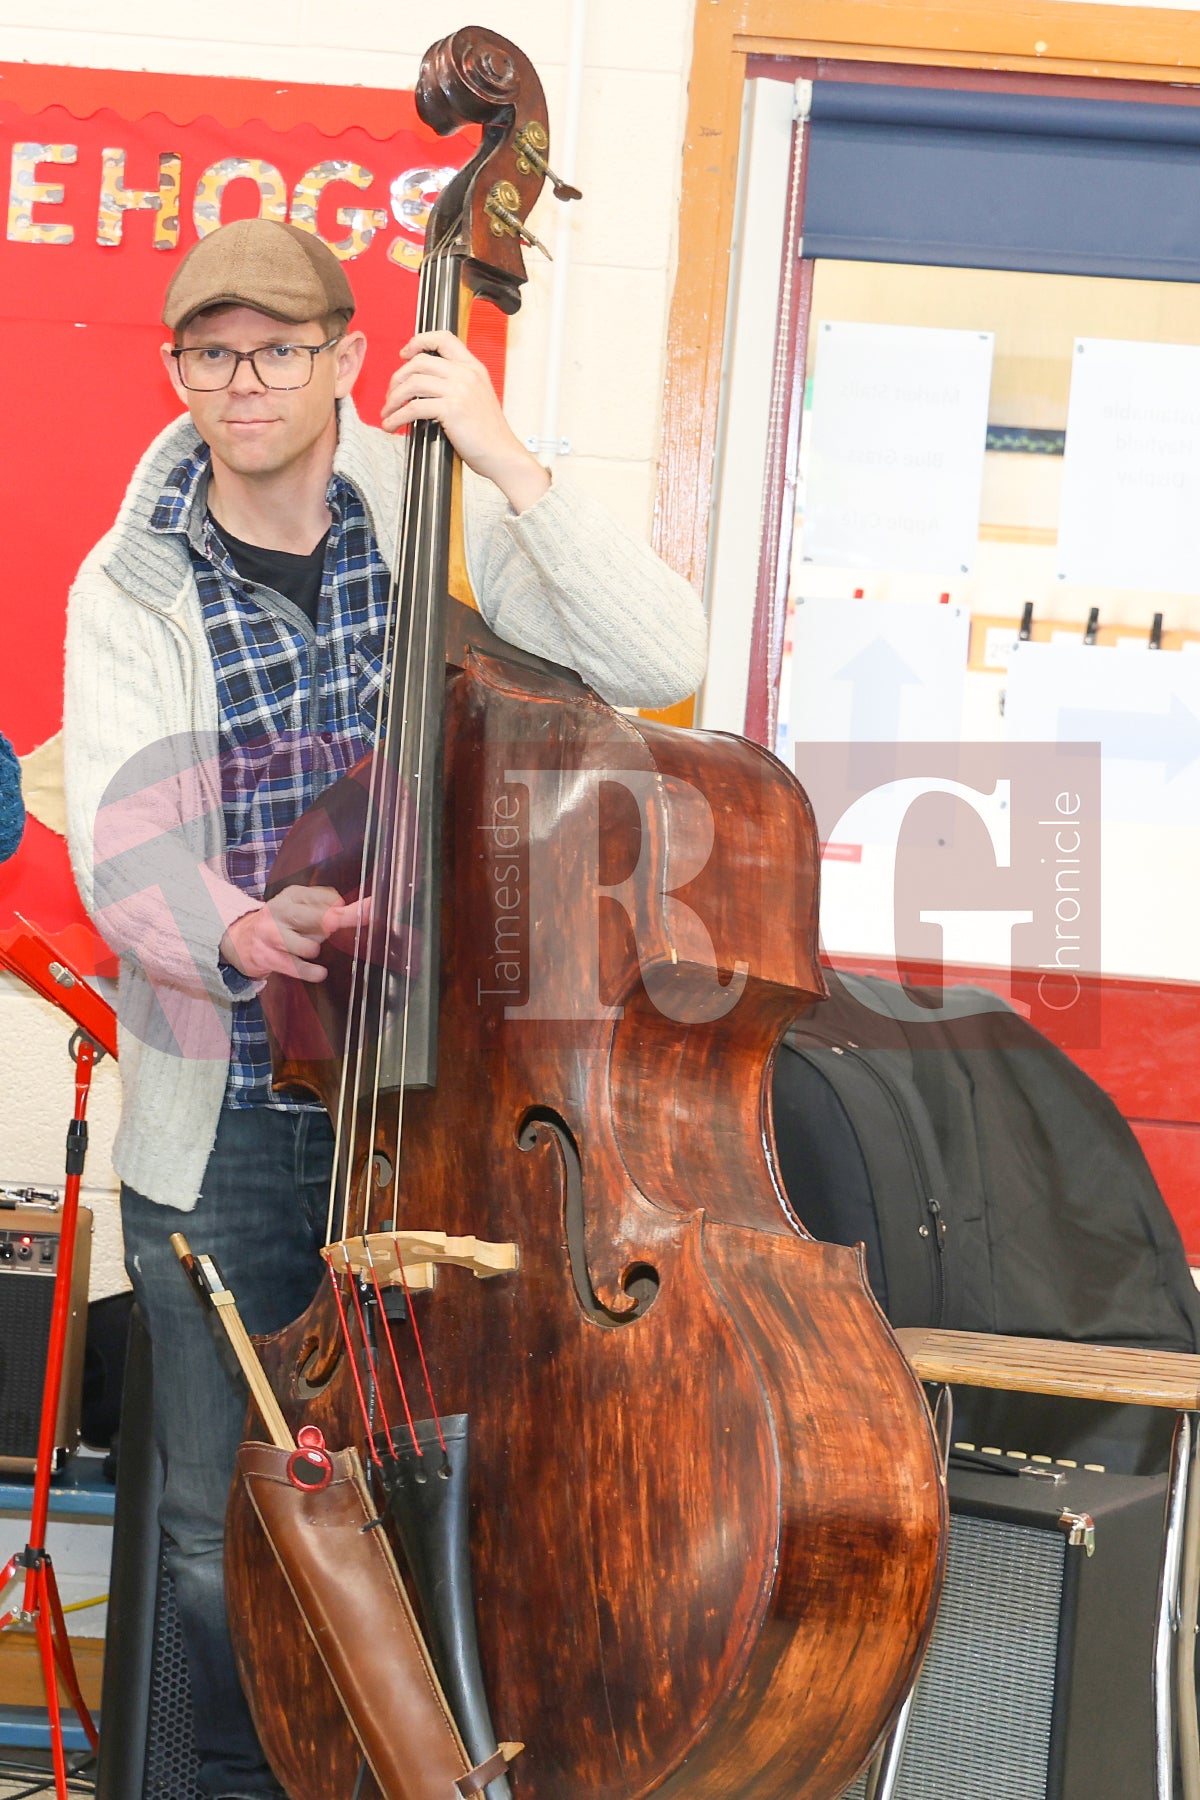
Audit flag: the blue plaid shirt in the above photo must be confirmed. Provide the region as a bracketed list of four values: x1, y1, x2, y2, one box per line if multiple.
[149, 445, 392, 1107]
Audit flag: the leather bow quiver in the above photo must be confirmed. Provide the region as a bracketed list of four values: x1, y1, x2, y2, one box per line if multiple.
[234, 1442, 517, 1800]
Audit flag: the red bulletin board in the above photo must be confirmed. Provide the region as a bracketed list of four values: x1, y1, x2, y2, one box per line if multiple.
[0, 62, 505, 966]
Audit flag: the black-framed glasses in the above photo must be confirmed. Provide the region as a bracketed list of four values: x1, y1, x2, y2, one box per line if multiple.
[171, 336, 343, 392]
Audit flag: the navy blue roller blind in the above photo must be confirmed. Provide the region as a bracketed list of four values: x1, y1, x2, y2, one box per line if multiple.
[804, 83, 1200, 280]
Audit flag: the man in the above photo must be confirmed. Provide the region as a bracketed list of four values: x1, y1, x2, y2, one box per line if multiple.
[64, 217, 706, 1799]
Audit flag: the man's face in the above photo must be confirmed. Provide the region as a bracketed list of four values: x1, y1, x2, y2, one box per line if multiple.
[160, 305, 366, 480]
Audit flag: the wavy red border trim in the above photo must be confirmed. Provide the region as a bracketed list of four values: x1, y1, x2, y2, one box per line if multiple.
[0, 61, 439, 141]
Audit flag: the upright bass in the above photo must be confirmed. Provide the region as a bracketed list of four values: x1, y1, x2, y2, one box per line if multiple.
[223, 28, 946, 1800]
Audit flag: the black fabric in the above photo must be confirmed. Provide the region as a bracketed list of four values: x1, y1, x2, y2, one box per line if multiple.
[212, 518, 329, 625]
[780, 982, 961, 1330]
[771, 1050, 888, 1309]
[774, 971, 1200, 1353]
[81, 1288, 134, 1453]
[805, 81, 1200, 281]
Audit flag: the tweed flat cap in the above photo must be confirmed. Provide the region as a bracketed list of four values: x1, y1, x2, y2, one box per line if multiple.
[163, 218, 356, 332]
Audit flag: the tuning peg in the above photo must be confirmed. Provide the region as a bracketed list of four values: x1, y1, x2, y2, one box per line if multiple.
[539, 160, 583, 204]
[515, 124, 582, 202]
[485, 183, 554, 259]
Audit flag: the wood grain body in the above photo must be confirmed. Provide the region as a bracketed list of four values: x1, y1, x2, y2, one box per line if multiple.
[227, 628, 945, 1800]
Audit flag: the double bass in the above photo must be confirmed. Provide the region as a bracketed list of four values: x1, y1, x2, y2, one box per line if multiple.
[223, 27, 946, 1800]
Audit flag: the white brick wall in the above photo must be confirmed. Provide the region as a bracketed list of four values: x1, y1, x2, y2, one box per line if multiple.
[0, 0, 695, 1293]
[0, 976, 125, 1293]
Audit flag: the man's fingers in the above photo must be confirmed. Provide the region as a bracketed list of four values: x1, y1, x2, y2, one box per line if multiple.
[387, 369, 453, 401]
[323, 896, 371, 934]
[382, 368, 456, 418]
[243, 928, 329, 983]
[386, 362, 485, 408]
[382, 381, 452, 425]
[275, 925, 324, 959]
[394, 352, 454, 383]
[401, 329, 473, 363]
[278, 957, 327, 984]
[383, 399, 447, 431]
[289, 883, 344, 915]
[220, 892, 346, 982]
[260, 926, 328, 981]
[270, 884, 344, 927]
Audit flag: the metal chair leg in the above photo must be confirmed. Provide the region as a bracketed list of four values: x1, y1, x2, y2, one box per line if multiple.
[1175, 1412, 1200, 1800]
[1157, 1412, 1193, 1800]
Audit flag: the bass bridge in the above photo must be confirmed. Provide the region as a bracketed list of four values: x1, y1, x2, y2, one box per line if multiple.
[322, 1230, 520, 1293]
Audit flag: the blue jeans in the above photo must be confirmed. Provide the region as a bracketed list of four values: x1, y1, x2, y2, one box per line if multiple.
[121, 1105, 335, 1799]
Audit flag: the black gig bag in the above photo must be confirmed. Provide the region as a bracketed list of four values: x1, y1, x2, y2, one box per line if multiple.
[773, 970, 1200, 1355]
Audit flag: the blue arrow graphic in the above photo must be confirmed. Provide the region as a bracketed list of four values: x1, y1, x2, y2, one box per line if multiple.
[1058, 693, 1200, 782]
[834, 638, 922, 742]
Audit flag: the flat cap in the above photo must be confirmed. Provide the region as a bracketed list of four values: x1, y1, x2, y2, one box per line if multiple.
[163, 217, 356, 333]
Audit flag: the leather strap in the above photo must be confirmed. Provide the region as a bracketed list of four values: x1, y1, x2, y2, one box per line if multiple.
[236, 1440, 514, 1800]
[455, 1744, 521, 1796]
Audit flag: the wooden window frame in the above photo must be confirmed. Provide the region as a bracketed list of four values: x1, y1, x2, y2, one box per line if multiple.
[654, 0, 1200, 727]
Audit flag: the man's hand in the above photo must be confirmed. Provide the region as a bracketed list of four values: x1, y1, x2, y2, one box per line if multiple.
[220, 885, 368, 984]
[382, 331, 551, 514]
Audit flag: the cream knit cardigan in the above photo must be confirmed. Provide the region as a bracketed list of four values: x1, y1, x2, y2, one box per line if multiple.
[64, 399, 707, 1211]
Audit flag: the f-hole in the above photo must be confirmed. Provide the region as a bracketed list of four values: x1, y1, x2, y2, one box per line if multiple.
[518, 1108, 660, 1325]
[294, 1331, 343, 1400]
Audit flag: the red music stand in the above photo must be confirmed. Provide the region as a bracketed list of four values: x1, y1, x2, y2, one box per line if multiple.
[0, 916, 117, 1798]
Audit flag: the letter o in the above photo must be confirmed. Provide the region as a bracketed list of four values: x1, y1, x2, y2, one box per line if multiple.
[193, 158, 288, 238]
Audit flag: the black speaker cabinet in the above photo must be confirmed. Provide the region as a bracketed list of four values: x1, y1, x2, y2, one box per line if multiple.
[847, 1457, 1169, 1799]
[0, 1195, 92, 1472]
[95, 1304, 201, 1800]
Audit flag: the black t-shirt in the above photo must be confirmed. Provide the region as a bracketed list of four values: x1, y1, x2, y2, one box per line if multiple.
[213, 517, 330, 627]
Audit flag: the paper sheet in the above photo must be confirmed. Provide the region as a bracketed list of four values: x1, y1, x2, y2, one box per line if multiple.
[1004, 639, 1200, 826]
[802, 321, 994, 576]
[1056, 337, 1200, 594]
[786, 596, 970, 749]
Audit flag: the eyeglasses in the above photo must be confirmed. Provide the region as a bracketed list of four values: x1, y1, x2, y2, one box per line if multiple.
[170, 336, 343, 392]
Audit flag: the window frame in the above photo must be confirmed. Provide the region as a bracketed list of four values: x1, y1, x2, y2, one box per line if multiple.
[655, 0, 1200, 730]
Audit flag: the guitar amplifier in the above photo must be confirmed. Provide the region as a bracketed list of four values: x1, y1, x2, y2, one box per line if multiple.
[0, 1188, 92, 1473]
[845, 1456, 1169, 1800]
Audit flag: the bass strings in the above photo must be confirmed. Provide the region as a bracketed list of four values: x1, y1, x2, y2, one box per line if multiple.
[326, 234, 450, 1246]
[328, 239, 458, 1247]
[374, 246, 457, 1223]
[340, 253, 442, 1240]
